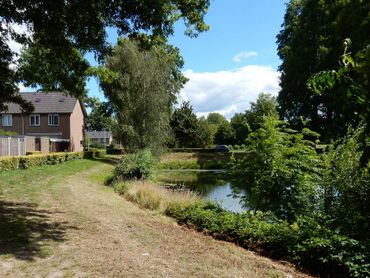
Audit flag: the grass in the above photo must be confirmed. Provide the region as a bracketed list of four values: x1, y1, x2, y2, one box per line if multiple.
[113, 180, 202, 212]
[157, 152, 236, 170]
[0, 158, 311, 277]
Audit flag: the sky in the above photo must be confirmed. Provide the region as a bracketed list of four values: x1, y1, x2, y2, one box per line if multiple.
[15, 1, 288, 120]
[87, 0, 288, 119]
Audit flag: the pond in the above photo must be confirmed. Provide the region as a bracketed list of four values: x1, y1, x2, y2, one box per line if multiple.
[155, 170, 250, 213]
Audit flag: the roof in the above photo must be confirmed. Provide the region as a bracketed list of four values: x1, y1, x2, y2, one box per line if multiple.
[86, 131, 112, 139]
[2, 92, 80, 114]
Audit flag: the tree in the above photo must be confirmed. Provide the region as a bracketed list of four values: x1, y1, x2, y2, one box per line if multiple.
[214, 122, 235, 145]
[206, 113, 228, 126]
[230, 93, 278, 145]
[231, 115, 322, 221]
[230, 113, 249, 145]
[1, 0, 210, 110]
[277, 0, 370, 140]
[84, 97, 114, 131]
[170, 101, 200, 148]
[100, 38, 183, 152]
[245, 93, 278, 131]
[197, 117, 215, 148]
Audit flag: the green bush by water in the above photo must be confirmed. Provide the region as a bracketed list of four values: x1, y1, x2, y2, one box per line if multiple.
[165, 203, 370, 277]
[114, 149, 156, 180]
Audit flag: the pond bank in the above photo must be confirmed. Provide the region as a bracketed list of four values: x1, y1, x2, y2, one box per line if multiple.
[157, 151, 247, 170]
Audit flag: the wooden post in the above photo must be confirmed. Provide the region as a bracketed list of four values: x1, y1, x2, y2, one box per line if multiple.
[7, 137, 11, 156]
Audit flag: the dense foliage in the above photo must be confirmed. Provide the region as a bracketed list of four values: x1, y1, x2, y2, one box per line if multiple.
[166, 202, 369, 278]
[84, 97, 114, 131]
[227, 114, 370, 276]
[230, 116, 322, 221]
[277, 0, 370, 140]
[170, 101, 205, 148]
[1, 0, 210, 110]
[114, 149, 156, 180]
[0, 152, 83, 172]
[101, 38, 184, 152]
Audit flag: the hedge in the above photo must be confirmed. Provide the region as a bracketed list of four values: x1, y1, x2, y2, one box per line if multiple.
[0, 152, 84, 172]
[83, 149, 106, 159]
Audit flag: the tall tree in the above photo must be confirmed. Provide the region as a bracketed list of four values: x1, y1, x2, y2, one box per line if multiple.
[170, 101, 201, 148]
[84, 97, 114, 131]
[100, 38, 184, 152]
[277, 0, 370, 140]
[1, 0, 210, 110]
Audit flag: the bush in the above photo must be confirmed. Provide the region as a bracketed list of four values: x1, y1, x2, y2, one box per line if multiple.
[83, 149, 106, 159]
[114, 149, 156, 180]
[0, 152, 84, 172]
[165, 203, 370, 277]
[19, 154, 49, 169]
[0, 156, 20, 172]
[26, 151, 42, 155]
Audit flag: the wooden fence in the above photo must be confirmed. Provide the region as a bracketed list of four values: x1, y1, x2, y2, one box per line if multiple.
[0, 136, 26, 156]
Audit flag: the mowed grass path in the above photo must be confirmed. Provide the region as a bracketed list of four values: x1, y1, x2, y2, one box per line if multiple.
[0, 159, 312, 278]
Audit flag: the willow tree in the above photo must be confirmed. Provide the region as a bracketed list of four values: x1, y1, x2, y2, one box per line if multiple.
[100, 38, 186, 152]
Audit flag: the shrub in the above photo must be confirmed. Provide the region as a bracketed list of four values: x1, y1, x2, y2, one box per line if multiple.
[0, 152, 84, 172]
[26, 151, 42, 155]
[19, 154, 49, 169]
[114, 149, 156, 180]
[94, 149, 106, 158]
[83, 149, 106, 158]
[47, 153, 67, 164]
[0, 156, 20, 172]
[165, 203, 370, 277]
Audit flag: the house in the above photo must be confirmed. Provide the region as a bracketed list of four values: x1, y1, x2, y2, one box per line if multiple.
[86, 130, 113, 147]
[0, 92, 86, 152]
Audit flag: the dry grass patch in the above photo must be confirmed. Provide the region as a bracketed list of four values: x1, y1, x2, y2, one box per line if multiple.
[113, 180, 202, 211]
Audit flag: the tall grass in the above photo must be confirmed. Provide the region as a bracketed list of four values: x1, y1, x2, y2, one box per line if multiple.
[113, 181, 202, 212]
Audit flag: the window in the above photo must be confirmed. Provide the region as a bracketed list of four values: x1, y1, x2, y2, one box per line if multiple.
[30, 114, 40, 126]
[48, 114, 59, 126]
[2, 114, 12, 126]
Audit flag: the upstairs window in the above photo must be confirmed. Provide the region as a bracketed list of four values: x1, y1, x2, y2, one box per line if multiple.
[30, 114, 40, 126]
[2, 114, 12, 126]
[48, 114, 59, 126]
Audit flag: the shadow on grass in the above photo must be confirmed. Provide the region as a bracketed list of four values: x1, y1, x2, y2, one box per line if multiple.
[0, 200, 77, 260]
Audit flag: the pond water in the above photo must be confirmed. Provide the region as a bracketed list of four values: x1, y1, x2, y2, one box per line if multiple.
[156, 170, 249, 213]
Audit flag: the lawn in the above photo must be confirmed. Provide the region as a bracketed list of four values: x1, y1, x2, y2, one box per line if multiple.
[0, 158, 311, 277]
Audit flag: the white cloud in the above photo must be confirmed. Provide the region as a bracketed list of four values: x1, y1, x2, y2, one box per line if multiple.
[233, 51, 258, 63]
[4, 23, 31, 54]
[180, 65, 280, 120]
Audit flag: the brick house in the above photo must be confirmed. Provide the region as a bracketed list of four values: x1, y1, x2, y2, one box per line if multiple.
[86, 130, 113, 147]
[0, 92, 86, 152]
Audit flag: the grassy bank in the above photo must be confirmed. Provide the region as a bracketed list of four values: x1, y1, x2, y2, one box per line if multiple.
[0, 158, 308, 277]
[113, 180, 202, 211]
[157, 152, 247, 170]
[111, 171, 367, 278]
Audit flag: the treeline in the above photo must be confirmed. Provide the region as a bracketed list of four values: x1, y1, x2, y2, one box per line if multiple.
[169, 93, 278, 148]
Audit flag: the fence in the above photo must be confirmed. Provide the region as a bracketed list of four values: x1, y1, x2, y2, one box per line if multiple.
[0, 136, 50, 157]
[0, 136, 26, 156]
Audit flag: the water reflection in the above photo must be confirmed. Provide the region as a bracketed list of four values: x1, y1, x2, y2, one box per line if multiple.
[155, 170, 250, 213]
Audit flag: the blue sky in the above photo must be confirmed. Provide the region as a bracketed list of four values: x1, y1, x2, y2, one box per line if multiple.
[86, 0, 288, 118]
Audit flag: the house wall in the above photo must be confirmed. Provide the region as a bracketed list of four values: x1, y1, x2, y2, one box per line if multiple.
[24, 114, 70, 138]
[0, 114, 23, 134]
[1, 113, 70, 138]
[69, 101, 84, 152]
